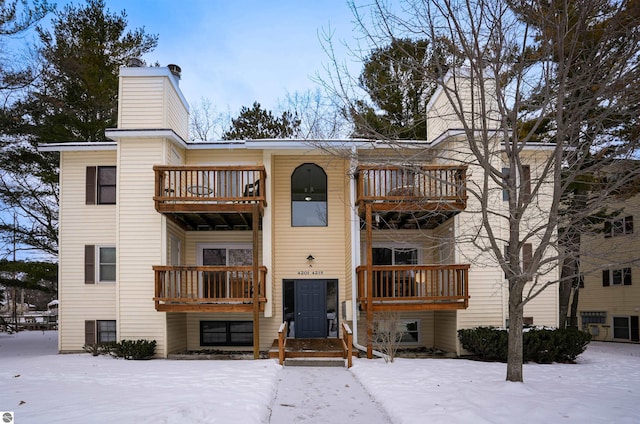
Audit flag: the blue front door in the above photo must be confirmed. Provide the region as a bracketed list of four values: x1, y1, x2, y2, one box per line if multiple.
[294, 280, 327, 338]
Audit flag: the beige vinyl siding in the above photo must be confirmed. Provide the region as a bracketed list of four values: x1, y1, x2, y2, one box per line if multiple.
[116, 138, 166, 356]
[434, 311, 458, 352]
[165, 81, 188, 140]
[186, 149, 264, 165]
[165, 312, 187, 354]
[270, 155, 351, 342]
[184, 231, 263, 265]
[118, 75, 188, 138]
[58, 151, 118, 352]
[118, 77, 165, 129]
[426, 75, 499, 142]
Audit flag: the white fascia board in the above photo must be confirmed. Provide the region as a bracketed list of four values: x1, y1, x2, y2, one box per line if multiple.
[186, 139, 370, 151]
[38, 142, 117, 152]
[104, 128, 188, 148]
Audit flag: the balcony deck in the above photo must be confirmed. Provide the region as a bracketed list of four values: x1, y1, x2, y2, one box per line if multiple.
[356, 264, 470, 311]
[153, 265, 267, 312]
[153, 165, 266, 231]
[356, 165, 467, 229]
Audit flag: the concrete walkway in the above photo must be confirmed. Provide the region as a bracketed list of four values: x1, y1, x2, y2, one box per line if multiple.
[268, 366, 392, 424]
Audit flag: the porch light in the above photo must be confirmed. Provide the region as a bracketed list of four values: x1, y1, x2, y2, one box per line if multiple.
[306, 254, 315, 261]
[304, 195, 313, 201]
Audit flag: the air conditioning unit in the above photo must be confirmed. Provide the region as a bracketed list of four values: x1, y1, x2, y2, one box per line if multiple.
[589, 324, 600, 336]
[342, 300, 353, 321]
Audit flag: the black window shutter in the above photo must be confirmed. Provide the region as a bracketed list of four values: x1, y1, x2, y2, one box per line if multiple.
[85, 245, 95, 284]
[602, 269, 610, 287]
[86, 166, 96, 205]
[85, 320, 96, 345]
[625, 216, 633, 234]
[624, 268, 632, 286]
[631, 316, 639, 342]
[502, 168, 510, 201]
[604, 221, 612, 238]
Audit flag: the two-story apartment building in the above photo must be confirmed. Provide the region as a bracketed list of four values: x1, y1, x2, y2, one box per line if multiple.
[578, 167, 640, 343]
[41, 64, 559, 358]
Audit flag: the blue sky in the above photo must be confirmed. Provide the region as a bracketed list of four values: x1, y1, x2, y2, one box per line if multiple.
[87, 0, 362, 113]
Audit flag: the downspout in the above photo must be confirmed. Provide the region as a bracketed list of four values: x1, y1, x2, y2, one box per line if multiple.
[350, 154, 384, 358]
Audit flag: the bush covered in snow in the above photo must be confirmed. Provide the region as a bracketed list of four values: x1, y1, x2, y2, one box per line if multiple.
[111, 339, 157, 360]
[458, 327, 591, 363]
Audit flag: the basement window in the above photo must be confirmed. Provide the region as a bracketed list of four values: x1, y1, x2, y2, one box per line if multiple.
[200, 321, 253, 346]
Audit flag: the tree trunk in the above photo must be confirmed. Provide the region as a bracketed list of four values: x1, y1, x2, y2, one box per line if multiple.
[569, 286, 580, 328]
[506, 281, 524, 382]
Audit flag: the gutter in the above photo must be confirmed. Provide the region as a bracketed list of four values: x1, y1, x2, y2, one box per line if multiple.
[349, 152, 384, 359]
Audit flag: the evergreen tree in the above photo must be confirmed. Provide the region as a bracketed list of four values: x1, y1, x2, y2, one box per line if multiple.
[17, 0, 157, 142]
[222, 101, 301, 140]
[353, 37, 461, 139]
[0, 0, 157, 258]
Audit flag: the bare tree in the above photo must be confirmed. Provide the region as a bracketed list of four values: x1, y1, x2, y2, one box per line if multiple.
[277, 89, 350, 139]
[188, 97, 231, 141]
[320, 0, 640, 382]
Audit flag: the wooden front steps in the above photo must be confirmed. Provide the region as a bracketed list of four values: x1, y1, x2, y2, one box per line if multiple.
[269, 338, 348, 367]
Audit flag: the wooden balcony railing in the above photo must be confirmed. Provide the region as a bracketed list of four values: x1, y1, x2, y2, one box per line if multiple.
[153, 165, 266, 211]
[356, 264, 470, 311]
[153, 265, 267, 312]
[356, 165, 467, 206]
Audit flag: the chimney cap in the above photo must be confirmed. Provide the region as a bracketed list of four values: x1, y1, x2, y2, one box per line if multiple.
[127, 57, 144, 67]
[168, 64, 181, 79]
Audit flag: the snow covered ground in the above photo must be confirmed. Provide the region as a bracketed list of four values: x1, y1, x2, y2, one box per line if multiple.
[0, 331, 638, 423]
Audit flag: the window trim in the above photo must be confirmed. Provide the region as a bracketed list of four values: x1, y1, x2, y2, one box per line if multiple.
[291, 163, 328, 227]
[602, 268, 632, 287]
[94, 244, 118, 284]
[85, 319, 117, 344]
[97, 320, 117, 343]
[502, 165, 531, 202]
[604, 215, 634, 238]
[86, 166, 116, 205]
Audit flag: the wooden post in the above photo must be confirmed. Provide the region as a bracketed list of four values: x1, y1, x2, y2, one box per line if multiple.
[252, 204, 260, 359]
[366, 202, 374, 359]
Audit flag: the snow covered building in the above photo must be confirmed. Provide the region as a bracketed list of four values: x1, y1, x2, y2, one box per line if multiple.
[40, 65, 558, 358]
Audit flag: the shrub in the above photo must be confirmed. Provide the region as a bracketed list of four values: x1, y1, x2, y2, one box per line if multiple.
[111, 339, 157, 360]
[458, 327, 591, 363]
[82, 342, 117, 357]
[372, 312, 405, 363]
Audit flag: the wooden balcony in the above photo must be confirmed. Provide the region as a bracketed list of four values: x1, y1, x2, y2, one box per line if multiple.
[153, 166, 266, 231]
[356, 264, 470, 311]
[356, 165, 467, 229]
[153, 265, 268, 312]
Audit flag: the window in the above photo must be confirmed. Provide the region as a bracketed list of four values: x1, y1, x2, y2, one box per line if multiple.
[291, 163, 327, 226]
[503, 243, 533, 281]
[374, 319, 420, 345]
[580, 311, 606, 331]
[200, 321, 253, 346]
[372, 246, 418, 297]
[502, 165, 530, 202]
[604, 216, 633, 238]
[200, 245, 252, 298]
[97, 320, 116, 343]
[85, 320, 116, 344]
[86, 166, 116, 205]
[84, 245, 116, 284]
[602, 268, 632, 286]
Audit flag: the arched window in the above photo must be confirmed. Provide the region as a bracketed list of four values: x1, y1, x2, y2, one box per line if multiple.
[291, 163, 327, 226]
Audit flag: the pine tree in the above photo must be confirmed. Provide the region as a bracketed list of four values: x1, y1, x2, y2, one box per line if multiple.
[222, 101, 301, 140]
